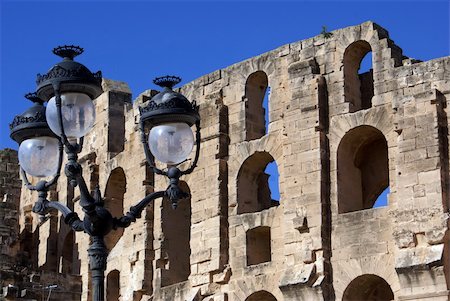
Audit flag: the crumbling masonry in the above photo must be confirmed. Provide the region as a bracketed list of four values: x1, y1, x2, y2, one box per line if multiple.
[1, 21, 450, 301]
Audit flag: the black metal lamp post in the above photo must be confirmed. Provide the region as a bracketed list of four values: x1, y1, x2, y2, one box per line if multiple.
[9, 46, 201, 301]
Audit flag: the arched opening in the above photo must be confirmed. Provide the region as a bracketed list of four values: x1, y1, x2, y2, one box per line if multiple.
[59, 231, 80, 274]
[245, 71, 269, 141]
[246, 290, 277, 301]
[337, 126, 389, 213]
[237, 152, 279, 214]
[104, 168, 126, 251]
[161, 181, 191, 286]
[106, 269, 120, 300]
[344, 40, 374, 112]
[19, 212, 39, 269]
[342, 274, 394, 301]
[246, 226, 271, 266]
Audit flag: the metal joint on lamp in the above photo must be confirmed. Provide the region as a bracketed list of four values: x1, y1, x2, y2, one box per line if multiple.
[36, 45, 103, 101]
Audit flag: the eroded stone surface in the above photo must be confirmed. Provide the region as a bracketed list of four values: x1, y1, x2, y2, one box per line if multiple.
[3, 21, 450, 301]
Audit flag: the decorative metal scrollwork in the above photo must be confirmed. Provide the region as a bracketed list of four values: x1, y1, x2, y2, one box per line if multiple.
[9, 111, 45, 129]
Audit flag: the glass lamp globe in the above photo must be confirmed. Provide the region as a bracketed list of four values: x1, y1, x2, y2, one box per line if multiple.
[18, 137, 60, 177]
[148, 122, 194, 164]
[46, 92, 96, 138]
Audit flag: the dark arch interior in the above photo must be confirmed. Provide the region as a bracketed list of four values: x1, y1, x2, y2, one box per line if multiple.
[246, 290, 277, 301]
[237, 151, 279, 214]
[246, 226, 271, 266]
[161, 181, 191, 286]
[60, 231, 80, 274]
[337, 126, 389, 213]
[245, 71, 269, 141]
[342, 274, 394, 301]
[106, 269, 120, 300]
[104, 167, 126, 250]
[344, 40, 374, 112]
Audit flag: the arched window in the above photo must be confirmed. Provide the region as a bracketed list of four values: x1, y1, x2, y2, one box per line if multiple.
[59, 231, 79, 274]
[161, 181, 191, 286]
[344, 41, 374, 112]
[245, 71, 269, 140]
[106, 270, 120, 300]
[343, 274, 394, 301]
[237, 152, 279, 214]
[246, 290, 277, 301]
[246, 226, 271, 266]
[104, 168, 126, 250]
[337, 126, 389, 213]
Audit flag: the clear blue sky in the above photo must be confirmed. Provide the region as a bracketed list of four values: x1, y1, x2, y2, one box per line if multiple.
[1, 0, 449, 151]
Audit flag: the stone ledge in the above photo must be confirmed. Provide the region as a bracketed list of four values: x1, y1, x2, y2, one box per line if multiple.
[395, 244, 444, 270]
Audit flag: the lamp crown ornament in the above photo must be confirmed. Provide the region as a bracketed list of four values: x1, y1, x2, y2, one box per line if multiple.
[24, 92, 44, 105]
[139, 75, 199, 127]
[9, 92, 56, 144]
[153, 75, 181, 89]
[36, 45, 103, 101]
[52, 45, 84, 61]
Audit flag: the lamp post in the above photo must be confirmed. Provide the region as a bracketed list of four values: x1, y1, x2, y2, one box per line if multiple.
[9, 46, 201, 301]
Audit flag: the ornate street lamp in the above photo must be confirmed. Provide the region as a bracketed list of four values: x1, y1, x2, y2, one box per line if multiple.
[9, 46, 201, 301]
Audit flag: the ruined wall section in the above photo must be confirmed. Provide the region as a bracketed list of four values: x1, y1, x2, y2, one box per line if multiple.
[166, 21, 450, 301]
[15, 21, 450, 301]
[0, 149, 21, 275]
[324, 23, 450, 301]
[76, 79, 156, 301]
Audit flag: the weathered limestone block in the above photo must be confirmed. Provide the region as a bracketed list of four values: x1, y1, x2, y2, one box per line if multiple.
[6, 21, 450, 301]
[395, 244, 444, 269]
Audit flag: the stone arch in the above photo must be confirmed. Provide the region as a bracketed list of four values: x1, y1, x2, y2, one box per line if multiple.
[229, 132, 283, 215]
[342, 274, 394, 301]
[237, 151, 279, 214]
[104, 167, 126, 251]
[337, 125, 389, 213]
[106, 269, 120, 300]
[161, 181, 191, 286]
[344, 40, 374, 112]
[244, 71, 269, 140]
[59, 231, 80, 274]
[328, 106, 395, 212]
[245, 290, 277, 301]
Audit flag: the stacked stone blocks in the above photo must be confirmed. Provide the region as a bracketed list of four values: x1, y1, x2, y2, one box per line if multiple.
[9, 21, 450, 301]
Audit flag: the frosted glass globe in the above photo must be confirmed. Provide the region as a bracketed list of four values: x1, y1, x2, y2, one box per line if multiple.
[46, 92, 96, 138]
[18, 137, 59, 177]
[148, 123, 194, 164]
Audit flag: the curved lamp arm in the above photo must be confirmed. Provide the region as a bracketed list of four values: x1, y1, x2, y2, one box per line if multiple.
[114, 190, 166, 228]
[45, 139, 64, 188]
[32, 192, 84, 232]
[46, 201, 85, 232]
[20, 167, 37, 191]
[181, 120, 201, 176]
